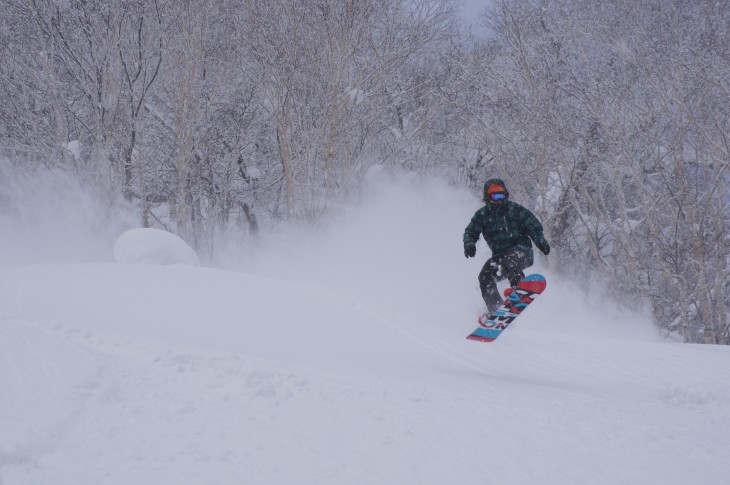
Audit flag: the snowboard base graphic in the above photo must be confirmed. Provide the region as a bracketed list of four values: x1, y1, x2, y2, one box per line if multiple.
[467, 274, 547, 343]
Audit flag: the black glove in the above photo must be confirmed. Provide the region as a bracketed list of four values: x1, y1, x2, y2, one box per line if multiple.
[464, 244, 476, 258]
[536, 240, 551, 256]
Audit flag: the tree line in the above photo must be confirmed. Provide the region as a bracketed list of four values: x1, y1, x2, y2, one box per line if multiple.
[1, 0, 728, 343]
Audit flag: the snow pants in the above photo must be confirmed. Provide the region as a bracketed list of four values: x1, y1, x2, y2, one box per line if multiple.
[478, 247, 532, 313]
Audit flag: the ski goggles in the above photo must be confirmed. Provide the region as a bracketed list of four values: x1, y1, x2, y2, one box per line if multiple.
[489, 192, 506, 201]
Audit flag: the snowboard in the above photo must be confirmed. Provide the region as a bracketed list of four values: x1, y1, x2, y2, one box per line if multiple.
[466, 274, 547, 343]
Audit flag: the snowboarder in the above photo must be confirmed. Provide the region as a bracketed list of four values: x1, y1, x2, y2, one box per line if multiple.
[463, 178, 550, 315]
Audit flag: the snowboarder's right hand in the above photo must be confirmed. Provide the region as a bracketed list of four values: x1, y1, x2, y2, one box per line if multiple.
[536, 240, 551, 256]
[464, 244, 476, 258]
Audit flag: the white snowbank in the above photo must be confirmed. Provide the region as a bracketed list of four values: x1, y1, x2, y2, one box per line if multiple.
[1, 256, 729, 485]
[3, 175, 728, 485]
[113, 228, 200, 266]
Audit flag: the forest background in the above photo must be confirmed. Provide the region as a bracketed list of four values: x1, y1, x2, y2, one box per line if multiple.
[1, 0, 728, 343]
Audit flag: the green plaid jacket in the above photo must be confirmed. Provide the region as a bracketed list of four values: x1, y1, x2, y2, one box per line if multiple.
[463, 179, 548, 263]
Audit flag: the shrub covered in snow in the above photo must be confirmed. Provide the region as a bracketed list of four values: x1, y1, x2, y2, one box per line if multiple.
[114, 228, 200, 266]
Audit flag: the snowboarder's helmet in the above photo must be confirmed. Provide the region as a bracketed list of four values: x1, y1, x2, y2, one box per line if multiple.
[486, 183, 505, 195]
[482, 178, 509, 200]
[484, 180, 508, 203]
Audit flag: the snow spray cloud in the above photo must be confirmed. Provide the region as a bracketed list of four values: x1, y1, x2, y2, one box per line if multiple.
[248, 173, 658, 342]
[0, 160, 137, 266]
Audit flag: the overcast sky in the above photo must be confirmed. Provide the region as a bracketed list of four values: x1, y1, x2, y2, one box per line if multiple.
[458, 0, 490, 30]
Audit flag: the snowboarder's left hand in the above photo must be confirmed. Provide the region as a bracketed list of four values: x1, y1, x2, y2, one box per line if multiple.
[536, 240, 551, 256]
[464, 244, 476, 258]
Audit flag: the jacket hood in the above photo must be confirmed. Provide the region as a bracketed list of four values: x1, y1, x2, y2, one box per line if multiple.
[482, 178, 509, 201]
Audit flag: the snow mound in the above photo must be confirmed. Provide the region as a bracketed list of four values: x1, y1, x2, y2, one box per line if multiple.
[113, 228, 200, 266]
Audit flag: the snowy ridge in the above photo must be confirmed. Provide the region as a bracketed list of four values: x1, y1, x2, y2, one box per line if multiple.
[1, 179, 729, 484]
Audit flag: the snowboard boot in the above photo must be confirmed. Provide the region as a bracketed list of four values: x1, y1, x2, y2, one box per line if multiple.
[503, 272, 525, 299]
[508, 271, 525, 289]
[478, 310, 493, 326]
[478, 296, 503, 325]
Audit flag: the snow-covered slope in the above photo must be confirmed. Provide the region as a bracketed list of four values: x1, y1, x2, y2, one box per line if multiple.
[1, 179, 728, 485]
